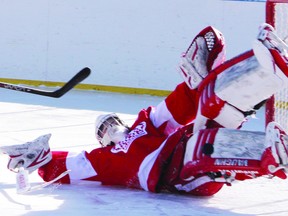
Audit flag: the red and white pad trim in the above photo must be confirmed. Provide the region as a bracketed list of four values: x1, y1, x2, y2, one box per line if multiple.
[215, 42, 284, 112]
[174, 175, 214, 192]
[182, 128, 267, 181]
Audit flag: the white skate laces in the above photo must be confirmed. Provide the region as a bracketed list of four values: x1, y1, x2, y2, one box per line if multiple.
[0, 134, 52, 174]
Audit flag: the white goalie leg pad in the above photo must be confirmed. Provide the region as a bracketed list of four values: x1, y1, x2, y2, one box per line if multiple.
[215, 22, 288, 112]
[215, 40, 285, 112]
[181, 128, 266, 181]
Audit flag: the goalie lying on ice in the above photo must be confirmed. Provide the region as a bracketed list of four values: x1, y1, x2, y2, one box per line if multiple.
[2, 23, 288, 196]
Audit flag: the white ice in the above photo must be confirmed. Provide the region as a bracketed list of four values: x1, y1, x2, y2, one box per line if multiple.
[0, 88, 288, 216]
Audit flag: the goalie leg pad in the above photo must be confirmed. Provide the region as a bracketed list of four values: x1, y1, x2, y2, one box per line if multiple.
[174, 175, 224, 196]
[214, 43, 284, 112]
[195, 46, 283, 131]
[181, 128, 267, 181]
[214, 23, 288, 112]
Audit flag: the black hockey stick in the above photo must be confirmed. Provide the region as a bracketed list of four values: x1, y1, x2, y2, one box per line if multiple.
[0, 67, 91, 98]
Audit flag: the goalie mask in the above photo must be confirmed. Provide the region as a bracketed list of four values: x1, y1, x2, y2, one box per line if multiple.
[95, 113, 130, 147]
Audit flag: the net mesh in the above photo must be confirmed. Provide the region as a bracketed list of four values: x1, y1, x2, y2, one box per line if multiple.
[266, 1, 288, 131]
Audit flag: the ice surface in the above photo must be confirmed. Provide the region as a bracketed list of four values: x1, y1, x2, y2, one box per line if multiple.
[0, 88, 287, 216]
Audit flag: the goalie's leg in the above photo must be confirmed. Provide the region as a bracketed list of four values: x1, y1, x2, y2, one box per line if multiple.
[193, 23, 288, 133]
[149, 26, 226, 136]
[168, 122, 288, 196]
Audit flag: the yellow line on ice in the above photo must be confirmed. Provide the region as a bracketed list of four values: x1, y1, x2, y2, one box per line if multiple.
[0, 78, 171, 97]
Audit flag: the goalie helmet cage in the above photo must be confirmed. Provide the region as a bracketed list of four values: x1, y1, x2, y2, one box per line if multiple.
[265, 0, 288, 132]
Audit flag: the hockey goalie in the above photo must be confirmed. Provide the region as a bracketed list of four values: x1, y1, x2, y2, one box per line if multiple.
[2, 23, 288, 196]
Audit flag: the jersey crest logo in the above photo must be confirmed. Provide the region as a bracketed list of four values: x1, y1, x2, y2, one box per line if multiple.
[111, 121, 147, 153]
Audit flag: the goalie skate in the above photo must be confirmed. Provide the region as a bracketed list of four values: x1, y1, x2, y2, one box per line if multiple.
[258, 23, 288, 60]
[262, 122, 288, 178]
[257, 23, 288, 77]
[0, 134, 52, 173]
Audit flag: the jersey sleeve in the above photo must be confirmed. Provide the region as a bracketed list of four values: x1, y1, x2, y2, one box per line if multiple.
[149, 82, 199, 135]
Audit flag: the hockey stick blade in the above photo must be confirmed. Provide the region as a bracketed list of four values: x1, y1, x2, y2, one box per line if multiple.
[0, 67, 91, 98]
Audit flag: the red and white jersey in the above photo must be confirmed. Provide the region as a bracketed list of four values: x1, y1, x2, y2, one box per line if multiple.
[150, 82, 199, 135]
[86, 107, 187, 192]
[86, 82, 200, 191]
[38, 83, 203, 191]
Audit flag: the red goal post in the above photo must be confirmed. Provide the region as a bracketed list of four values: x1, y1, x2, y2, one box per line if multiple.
[265, 0, 288, 131]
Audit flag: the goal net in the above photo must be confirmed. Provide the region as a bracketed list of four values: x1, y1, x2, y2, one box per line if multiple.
[265, 0, 288, 131]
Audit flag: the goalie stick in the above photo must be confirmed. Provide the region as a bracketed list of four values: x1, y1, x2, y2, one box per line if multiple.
[0, 67, 91, 98]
